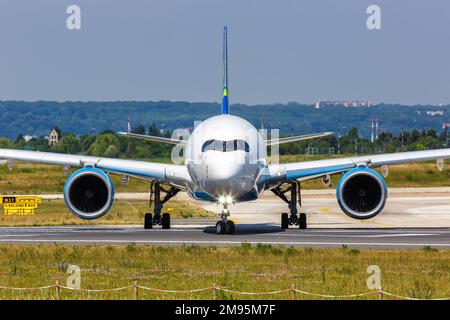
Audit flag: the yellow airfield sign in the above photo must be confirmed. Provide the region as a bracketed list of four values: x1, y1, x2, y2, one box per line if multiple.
[0, 196, 42, 215]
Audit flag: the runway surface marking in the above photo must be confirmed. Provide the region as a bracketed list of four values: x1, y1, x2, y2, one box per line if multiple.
[318, 207, 394, 227]
[407, 205, 450, 214]
[0, 226, 449, 248]
[0, 239, 449, 248]
[261, 232, 440, 238]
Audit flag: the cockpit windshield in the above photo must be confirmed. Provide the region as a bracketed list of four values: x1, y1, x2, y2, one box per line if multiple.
[202, 139, 250, 153]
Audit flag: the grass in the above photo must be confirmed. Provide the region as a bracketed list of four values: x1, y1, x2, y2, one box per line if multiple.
[0, 244, 448, 299]
[0, 199, 212, 226]
[1, 159, 449, 195]
[0, 159, 447, 226]
[0, 162, 150, 194]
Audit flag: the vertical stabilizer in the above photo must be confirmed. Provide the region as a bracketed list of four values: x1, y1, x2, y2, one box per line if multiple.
[222, 26, 229, 114]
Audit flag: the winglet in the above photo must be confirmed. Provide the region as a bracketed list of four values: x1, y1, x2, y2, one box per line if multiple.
[222, 26, 229, 114]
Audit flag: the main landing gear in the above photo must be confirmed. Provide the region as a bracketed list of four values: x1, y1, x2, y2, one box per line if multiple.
[271, 181, 307, 230]
[144, 182, 180, 230]
[215, 205, 235, 235]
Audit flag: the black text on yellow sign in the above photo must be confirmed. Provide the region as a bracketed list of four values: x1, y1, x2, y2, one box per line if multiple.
[0, 196, 42, 216]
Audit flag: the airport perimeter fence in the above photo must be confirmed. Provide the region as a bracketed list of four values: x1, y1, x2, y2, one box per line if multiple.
[0, 281, 449, 300]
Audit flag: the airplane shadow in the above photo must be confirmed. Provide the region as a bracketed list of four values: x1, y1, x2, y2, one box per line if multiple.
[203, 223, 285, 235]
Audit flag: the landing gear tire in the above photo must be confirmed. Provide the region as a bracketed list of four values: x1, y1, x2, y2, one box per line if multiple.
[299, 213, 307, 229]
[226, 220, 235, 235]
[162, 213, 171, 229]
[216, 221, 227, 234]
[144, 213, 153, 229]
[281, 213, 289, 229]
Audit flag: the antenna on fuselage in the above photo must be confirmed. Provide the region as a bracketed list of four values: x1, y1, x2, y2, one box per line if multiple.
[222, 26, 229, 115]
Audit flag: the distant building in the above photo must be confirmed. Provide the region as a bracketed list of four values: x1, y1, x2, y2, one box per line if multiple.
[315, 100, 371, 109]
[426, 110, 444, 117]
[315, 101, 321, 109]
[48, 127, 60, 146]
[23, 135, 37, 142]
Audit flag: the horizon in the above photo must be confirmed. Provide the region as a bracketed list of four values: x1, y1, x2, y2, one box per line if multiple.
[0, 100, 449, 107]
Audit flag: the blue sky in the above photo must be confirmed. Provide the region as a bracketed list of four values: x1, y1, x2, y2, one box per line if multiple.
[0, 0, 449, 105]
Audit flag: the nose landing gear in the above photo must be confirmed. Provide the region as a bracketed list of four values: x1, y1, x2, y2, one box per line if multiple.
[215, 205, 235, 234]
[272, 181, 307, 230]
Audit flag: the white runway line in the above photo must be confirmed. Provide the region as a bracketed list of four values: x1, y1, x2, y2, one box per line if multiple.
[0, 226, 449, 233]
[407, 205, 450, 214]
[0, 238, 448, 247]
[0, 234, 57, 238]
[263, 233, 441, 238]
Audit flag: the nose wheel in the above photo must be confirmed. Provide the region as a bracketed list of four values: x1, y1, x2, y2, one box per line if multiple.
[216, 205, 235, 234]
[216, 220, 235, 235]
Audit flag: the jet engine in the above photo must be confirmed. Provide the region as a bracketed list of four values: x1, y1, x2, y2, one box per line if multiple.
[63, 168, 115, 220]
[336, 167, 387, 219]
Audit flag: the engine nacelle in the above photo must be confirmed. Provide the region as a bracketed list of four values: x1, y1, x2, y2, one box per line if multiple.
[336, 167, 387, 220]
[64, 168, 115, 220]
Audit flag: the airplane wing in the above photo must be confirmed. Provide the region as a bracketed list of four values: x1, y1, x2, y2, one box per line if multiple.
[0, 148, 190, 189]
[265, 132, 333, 146]
[117, 132, 187, 145]
[264, 148, 450, 182]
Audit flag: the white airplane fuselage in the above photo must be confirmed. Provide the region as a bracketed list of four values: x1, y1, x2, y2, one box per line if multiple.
[186, 114, 267, 203]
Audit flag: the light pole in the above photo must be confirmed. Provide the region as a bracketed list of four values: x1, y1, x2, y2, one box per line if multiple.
[337, 129, 341, 155]
[401, 128, 404, 148]
[337, 126, 347, 155]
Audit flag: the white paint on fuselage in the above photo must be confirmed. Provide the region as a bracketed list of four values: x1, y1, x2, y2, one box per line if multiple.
[185, 115, 266, 201]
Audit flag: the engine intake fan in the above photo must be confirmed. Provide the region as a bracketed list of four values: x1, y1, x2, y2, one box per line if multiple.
[64, 168, 115, 220]
[336, 167, 387, 219]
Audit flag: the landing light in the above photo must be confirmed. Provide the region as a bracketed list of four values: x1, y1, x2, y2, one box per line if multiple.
[218, 195, 234, 205]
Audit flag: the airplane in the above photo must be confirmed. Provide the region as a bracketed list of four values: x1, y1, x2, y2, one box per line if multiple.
[1, 26, 450, 235]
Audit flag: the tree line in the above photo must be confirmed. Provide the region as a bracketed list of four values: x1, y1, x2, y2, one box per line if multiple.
[1, 124, 448, 160]
[0, 101, 448, 139]
[278, 127, 449, 156]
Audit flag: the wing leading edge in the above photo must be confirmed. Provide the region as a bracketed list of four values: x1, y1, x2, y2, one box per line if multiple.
[265, 132, 334, 146]
[264, 148, 450, 183]
[117, 132, 187, 145]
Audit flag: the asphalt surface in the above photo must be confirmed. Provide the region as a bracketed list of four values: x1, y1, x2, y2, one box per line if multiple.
[0, 225, 449, 248]
[194, 189, 450, 228]
[1, 188, 449, 249]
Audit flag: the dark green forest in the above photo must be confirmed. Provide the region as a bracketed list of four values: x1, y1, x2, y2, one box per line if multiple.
[0, 101, 448, 140]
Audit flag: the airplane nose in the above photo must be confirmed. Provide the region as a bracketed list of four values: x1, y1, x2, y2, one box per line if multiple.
[207, 162, 241, 181]
[204, 152, 246, 180]
[200, 152, 258, 197]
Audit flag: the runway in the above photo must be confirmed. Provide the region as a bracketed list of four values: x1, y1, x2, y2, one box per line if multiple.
[185, 188, 450, 228]
[1, 188, 450, 248]
[0, 225, 449, 248]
